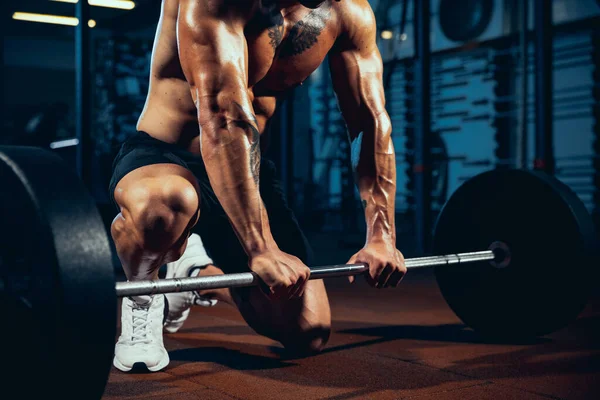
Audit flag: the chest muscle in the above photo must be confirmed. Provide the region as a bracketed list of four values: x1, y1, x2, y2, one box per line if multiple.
[246, 4, 338, 94]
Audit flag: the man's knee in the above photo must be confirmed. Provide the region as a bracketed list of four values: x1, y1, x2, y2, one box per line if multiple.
[112, 175, 199, 254]
[281, 324, 331, 356]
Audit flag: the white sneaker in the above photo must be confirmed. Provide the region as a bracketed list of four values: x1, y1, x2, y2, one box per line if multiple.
[113, 295, 169, 372]
[164, 233, 217, 334]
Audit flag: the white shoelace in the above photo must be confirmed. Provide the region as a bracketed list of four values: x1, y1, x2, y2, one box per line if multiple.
[168, 291, 212, 316]
[129, 303, 152, 345]
[193, 292, 218, 307]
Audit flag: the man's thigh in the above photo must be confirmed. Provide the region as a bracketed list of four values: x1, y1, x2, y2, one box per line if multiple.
[231, 279, 331, 351]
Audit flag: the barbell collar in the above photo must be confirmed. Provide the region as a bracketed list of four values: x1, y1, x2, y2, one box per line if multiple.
[115, 250, 496, 297]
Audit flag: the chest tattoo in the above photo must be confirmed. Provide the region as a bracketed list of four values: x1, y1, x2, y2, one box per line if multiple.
[267, 15, 284, 50]
[279, 4, 332, 58]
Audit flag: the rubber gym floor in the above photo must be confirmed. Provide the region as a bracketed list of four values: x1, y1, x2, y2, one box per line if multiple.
[104, 233, 600, 400]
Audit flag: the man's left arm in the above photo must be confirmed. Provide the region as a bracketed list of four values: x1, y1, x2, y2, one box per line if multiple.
[329, 0, 406, 288]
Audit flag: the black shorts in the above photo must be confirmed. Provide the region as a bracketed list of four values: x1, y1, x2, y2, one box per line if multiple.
[109, 131, 312, 273]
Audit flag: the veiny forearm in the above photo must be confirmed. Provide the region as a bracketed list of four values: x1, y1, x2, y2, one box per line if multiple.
[353, 117, 396, 244]
[199, 103, 276, 257]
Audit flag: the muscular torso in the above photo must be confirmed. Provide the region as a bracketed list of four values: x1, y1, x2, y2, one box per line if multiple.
[137, 0, 341, 153]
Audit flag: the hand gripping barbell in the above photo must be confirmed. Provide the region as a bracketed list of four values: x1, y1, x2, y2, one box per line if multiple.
[1, 146, 597, 399]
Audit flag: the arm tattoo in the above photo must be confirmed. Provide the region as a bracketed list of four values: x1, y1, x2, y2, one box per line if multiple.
[233, 102, 258, 127]
[249, 126, 261, 185]
[279, 4, 332, 58]
[233, 102, 261, 184]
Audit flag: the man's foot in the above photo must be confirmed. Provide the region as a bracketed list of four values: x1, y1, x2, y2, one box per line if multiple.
[113, 295, 169, 372]
[164, 233, 217, 334]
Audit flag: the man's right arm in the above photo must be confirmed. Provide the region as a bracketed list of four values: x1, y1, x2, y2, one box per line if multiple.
[177, 0, 310, 298]
[178, 0, 274, 257]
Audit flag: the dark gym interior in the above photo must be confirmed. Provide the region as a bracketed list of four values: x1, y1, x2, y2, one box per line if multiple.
[2, 0, 600, 399]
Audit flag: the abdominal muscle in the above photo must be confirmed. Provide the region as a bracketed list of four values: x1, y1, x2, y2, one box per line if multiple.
[136, 76, 202, 153]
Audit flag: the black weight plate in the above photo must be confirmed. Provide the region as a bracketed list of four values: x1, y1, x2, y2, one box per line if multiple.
[439, 0, 494, 42]
[0, 146, 116, 399]
[433, 169, 596, 339]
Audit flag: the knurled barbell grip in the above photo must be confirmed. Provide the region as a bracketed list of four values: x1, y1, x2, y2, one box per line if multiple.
[115, 250, 495, 297]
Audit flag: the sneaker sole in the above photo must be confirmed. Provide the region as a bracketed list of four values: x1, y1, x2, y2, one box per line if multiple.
[112, 355, 170, 373]
[163, 324, 183, 334]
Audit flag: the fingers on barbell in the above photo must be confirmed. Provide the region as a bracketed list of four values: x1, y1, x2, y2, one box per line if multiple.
[289, 274, 306, 299]
[258, 279, 274, 298]
[265, 275, 291, 300]
[387, 268, 405, 288]
[365, 267, 378, 287]
[376, 264, 395, 288]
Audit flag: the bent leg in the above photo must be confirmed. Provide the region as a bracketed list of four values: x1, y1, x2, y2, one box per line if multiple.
[112, 163, 201, 372]
[194, 264, 235, 305]
[232, 280, 331, 355]
[194, 159, 332, 355]
[111, 163, 200, 282]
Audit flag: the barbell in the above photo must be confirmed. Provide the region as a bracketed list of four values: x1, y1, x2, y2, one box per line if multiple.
[1, 146, 597, 399]
[115, 251, 497, 296]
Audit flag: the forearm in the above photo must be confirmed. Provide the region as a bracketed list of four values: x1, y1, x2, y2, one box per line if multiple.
[199, 104, 275, 257]
[352, 118, 396, 244]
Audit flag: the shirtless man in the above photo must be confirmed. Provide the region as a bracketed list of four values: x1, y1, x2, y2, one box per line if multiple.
[110, 0, 406, 372]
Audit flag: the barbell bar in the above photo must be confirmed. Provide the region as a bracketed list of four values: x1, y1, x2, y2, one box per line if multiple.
[115, 250, 497, 297]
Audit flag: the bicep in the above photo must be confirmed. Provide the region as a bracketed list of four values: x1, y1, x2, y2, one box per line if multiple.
[177, 0, 252, 114]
